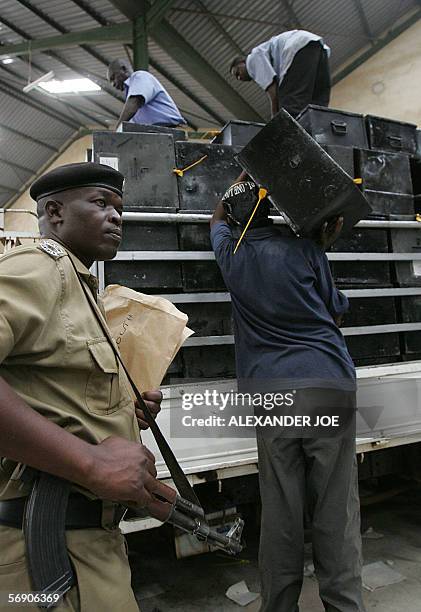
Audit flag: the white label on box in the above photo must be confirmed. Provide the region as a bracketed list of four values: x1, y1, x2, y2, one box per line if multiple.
[412, 261, 421, 276]
[99, 156, 119, 171]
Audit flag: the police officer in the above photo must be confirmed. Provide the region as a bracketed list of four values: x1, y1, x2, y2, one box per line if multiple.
[0, 163, 162, 611]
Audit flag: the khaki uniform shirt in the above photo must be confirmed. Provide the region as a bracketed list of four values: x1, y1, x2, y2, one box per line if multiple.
[0, 239, 139, 500]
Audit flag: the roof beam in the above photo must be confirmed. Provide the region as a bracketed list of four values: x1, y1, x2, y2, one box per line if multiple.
[107, 0, 142, 19]
[1, 2, 262, 121]
[353, 0, 375, 45]
[0, 8, 123, 107]
[0, 158, 34, 174]
[109, 0, 263, 121]
[0, 24, 128, 56]
[0, 122, 57, 151]
[333, 7, 421, 84]
[70, 0, 224, 126]
[0, 76, 79, 131]
[281, 0, 302, 28]
[0, 15, 119, 123]
[150, 19, 262, 120]
[13, 0, 122, 99]
[0, 61, 109, 127]
[69, 0, 112, 26]
[147, 0, 177, 30]
[133, 4, 148, 70]
[194, 0, 244, 55]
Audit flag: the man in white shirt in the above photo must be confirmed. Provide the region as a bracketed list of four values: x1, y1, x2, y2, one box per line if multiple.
[108, 59, 186, 128]
[230, 30, 331, 118]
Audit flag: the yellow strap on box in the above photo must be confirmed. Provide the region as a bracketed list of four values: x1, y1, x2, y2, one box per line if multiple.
[173, 154, 208, 177]
[234, 188, 268, 255]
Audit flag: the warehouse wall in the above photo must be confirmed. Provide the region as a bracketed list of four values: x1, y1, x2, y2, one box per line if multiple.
[5, 133, 92, 234]
[331, 19, 421, 126]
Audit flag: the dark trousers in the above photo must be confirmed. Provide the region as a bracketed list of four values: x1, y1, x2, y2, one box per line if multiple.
[278, 41, 331, 118]
[256, 412, 366, 612]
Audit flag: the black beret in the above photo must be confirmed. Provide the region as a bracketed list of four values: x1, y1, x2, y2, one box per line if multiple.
[30, 162, 125, 201]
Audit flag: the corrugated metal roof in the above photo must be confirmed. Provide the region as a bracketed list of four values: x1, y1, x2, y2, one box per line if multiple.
[0, 0, 418, 207]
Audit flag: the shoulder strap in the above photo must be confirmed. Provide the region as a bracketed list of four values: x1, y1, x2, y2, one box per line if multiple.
[37, 239, 68, 260]
[68, 258, 201, 507]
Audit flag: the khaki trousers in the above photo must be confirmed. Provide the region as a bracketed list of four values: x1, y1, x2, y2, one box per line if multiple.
[0, 525, 139, 612]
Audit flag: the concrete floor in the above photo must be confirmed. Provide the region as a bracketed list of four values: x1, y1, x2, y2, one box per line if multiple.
[128, 486, 421, 611]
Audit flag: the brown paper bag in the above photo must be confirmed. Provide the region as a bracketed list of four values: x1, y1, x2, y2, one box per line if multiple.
[102, 284, 194, 391]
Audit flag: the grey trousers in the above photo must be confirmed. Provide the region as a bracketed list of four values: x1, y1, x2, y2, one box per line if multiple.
[256, 414, 366, 612]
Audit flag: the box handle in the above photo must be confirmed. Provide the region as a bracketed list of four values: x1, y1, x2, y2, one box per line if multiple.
[330, 120, 347, 135]
[387, 135, 402, 149]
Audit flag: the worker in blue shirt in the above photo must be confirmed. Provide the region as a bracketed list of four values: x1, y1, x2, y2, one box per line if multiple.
[210, 177, 366, 612]
[107, 59, 186, 129]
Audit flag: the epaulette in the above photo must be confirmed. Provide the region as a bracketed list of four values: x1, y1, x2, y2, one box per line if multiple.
[37, 239, 68, 259]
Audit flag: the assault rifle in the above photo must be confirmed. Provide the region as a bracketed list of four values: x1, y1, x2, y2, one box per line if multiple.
[23, 471, 244, 609]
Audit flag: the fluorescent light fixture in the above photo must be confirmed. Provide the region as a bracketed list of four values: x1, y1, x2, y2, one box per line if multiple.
[38, 78, 101, 94]
[23, 70, 55, 93]
[2, 58, 13, 64]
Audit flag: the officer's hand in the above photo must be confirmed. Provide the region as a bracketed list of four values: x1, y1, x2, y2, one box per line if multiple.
[317, 216, 344, 250]
[87, 436, 157, 507]
[135, 389, 162, 430]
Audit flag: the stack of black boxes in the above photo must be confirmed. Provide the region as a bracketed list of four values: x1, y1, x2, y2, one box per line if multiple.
[93, 109, 421, 380]
[93, 122, 252, 380]
[297, 105, 420, 365]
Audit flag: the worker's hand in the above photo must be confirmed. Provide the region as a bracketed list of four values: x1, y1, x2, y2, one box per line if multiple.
[135, 389, 163, 430]
[86, 436, 157, 507]
[317, 216, 344, 250]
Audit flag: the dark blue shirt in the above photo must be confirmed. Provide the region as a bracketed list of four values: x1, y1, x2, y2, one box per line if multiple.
[210, 222, 355, 390]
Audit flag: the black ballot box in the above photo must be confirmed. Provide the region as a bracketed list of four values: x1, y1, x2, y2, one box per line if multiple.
[176, 142, 242, 212]
[399, 295, 421, 356]
[321, 145, 355, 177]
[104, 260, 182, 293]
[181, 261, 226, 292]
[390, 228, 421, 287]
[330, 227, 391, 287]
[343, 296, 397, 327]
[343, 296, 400, 364]
[237, 109, 371, 238]
[181, 302, 233, 337]
[365, 115, 417, 155]
[297, 104, 369, 148]
[416, 129, 421, 161]
[181, 345, 236, 379]
[356, 149, 413, 194]
[411, 157, 421, 210]
[212, 120, 264, 147]
[355, 148, 415, 217]
[178, 223, 212, 251]
[120, 221, 178, 251]
[345, 334, 400, 365]
[363, 192, 415, 217]
[121, 122, 187, 141]
[93, 131, 179, 212]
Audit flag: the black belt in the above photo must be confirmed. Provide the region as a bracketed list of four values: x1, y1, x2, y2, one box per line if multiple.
[0, 494, 126, 530]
